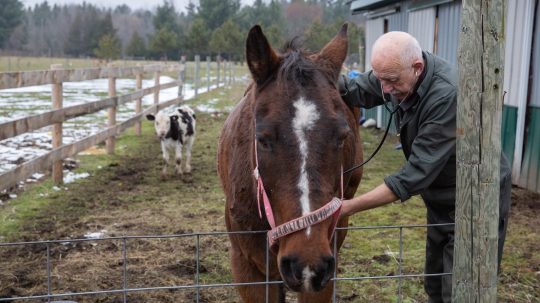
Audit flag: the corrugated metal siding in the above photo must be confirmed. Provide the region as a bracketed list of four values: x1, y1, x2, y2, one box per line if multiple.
[520, 108, 540, 192]
[365, 18, 385, 71]
[529, 0, 540, 108]
[387, 1, 409, 31]
[436, 0, 461, 65]
[504, 0, 536, 184]
[503, 0, 535, 108]
[519, 0, 540, 192]
[407, 7, 436, 52]
[502, 105, 518, 165]
[364, 18, 385, 129]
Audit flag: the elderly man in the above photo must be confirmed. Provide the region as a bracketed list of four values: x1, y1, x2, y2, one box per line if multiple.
[339, 31, 511, 302]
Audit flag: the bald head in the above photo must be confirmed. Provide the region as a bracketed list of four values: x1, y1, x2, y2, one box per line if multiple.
[371, 31, 422, 68]
[370, 31, 424, 101]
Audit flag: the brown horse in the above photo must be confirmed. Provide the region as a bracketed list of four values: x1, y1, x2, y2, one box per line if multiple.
[217, 24, 363, 303]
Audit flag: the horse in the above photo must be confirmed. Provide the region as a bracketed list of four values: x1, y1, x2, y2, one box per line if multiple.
[217, 24, 363, 303]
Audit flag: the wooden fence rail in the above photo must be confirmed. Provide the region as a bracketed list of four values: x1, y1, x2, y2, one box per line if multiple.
[0, 63, 185, 192]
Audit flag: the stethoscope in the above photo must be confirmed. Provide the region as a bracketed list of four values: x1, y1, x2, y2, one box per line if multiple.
[343, 83, 401, 175]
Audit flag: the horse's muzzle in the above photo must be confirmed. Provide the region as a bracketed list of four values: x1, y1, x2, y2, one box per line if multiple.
[279, 254, 335, 292]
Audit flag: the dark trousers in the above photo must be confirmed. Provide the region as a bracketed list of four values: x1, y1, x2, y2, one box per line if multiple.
[423, 158, 512, 303]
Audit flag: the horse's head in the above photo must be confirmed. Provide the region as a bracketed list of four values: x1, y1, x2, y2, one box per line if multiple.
[247, 24, 357, 292]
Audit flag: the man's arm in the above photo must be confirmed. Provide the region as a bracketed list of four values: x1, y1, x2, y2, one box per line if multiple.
[339, 72, 385, 109]
[341, 182, 398, 217]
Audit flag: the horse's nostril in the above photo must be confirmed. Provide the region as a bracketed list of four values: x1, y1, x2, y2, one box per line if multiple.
[312, 256, 336, 291]
[279, 255, 303, 290]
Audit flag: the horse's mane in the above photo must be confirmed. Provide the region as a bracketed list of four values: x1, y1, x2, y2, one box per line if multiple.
[277, 37, 323, 87]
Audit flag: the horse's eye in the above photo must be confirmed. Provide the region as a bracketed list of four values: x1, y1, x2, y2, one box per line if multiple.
[257, 136, 273, 151]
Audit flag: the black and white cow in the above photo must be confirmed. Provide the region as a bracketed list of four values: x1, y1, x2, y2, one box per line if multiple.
[146, 105, 196, 176]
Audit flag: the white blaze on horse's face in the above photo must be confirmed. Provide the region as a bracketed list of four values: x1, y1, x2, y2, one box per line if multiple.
[292, 97, 320, 237]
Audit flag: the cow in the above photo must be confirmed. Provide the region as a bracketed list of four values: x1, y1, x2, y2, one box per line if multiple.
[146, 105, 196, 177]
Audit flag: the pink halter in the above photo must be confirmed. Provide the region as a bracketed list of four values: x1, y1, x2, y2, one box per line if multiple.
[253, 133, 343, 252]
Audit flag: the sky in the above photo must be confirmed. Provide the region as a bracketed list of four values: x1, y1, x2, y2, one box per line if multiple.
[20, 0, 257, 13]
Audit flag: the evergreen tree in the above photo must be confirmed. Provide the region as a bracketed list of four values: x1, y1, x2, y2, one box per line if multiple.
[186, 18, 210, 57]
[64, 13, 84, 56]
[0, 0, 24, 48]
[126, 31, 147, 58]
[209, 19, 243, 60]
[154, 1, 178, 31]
[149, 27, 178, 60]
[94, 33, 121, 60]
[198, 0, 240, 30]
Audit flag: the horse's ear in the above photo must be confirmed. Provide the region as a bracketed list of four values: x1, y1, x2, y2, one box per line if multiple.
[246, 25, 280, 85]
[317, 23, 348, 80]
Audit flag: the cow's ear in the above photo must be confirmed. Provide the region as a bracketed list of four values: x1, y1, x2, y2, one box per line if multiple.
[171, 115, 179, 121]
[146, 114, 155, 121]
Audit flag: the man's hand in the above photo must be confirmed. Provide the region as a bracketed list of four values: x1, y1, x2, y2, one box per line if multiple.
[339, 183, 399, 219]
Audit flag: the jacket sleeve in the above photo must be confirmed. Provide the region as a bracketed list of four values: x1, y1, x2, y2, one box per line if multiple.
[339, 71, 386, 109]
[383, 94, 457, 201]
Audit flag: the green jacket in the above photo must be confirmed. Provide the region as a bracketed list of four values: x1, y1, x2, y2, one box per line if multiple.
[341, 51, 458, 204]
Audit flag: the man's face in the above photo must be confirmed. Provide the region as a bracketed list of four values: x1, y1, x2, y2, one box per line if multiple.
[372, 58, 418, 101]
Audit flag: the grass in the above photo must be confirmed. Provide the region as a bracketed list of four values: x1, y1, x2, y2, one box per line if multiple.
[0, 65, 538, 302]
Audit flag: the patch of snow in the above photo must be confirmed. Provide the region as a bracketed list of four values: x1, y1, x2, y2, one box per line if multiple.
[84, 230, 107, 239]
[32, 173, 45, 179]
[63, 172, 90, 184]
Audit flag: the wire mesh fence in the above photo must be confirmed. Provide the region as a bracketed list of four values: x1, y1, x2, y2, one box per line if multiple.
[0, 223, 453, 302]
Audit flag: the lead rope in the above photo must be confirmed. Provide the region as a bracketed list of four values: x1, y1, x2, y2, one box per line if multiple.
[253, 132, 276, 228]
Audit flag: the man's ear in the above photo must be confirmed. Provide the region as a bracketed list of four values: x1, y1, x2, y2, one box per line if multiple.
[413, 60, 424, 77]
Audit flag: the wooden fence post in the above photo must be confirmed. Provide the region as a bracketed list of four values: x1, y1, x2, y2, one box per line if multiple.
[228, 61, 233, 85]
[154, 69, 160, 107]
[194, 55, 200, 98]
[206, 56, 211, 91]
[106, 63, 117, 154]
[134, 67, 143, 136]
[51, 64, 63, 184]
[452, 0, 506, 302]
[216, 55, 221, 88]
[179, 56, 186, 97]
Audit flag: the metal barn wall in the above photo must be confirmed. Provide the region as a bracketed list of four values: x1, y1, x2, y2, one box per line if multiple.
[363, 18, 385, 127]
[502, 0, 536, 184]
[407, 7, 436, 52]
[436, 0, 461, 65]
[519, 0, 540, 192]
[387, 1, 409, 31]
[365, 18, 385, 71]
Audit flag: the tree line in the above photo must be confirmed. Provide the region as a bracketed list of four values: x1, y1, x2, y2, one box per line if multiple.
[0, 0, 364, 63]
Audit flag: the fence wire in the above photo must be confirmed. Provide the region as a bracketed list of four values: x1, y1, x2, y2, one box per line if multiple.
[0, 223, 453, 303]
